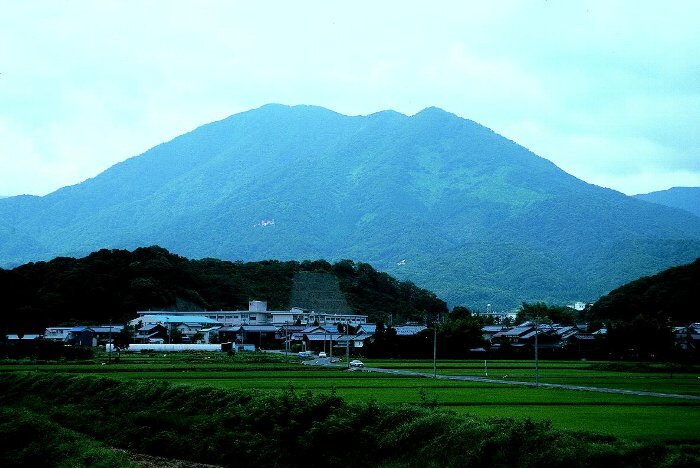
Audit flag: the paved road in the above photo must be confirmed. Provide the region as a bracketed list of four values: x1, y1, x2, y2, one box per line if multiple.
[303, 359, 700, 401]
[302, 357, 343, 366]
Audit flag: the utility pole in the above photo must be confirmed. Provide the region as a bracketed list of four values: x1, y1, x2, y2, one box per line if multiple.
[346, 319, 350, 369]
[108, 317, 112, 364]
[433, 321, 437, 379]
[534, 318, 539, 387]
[284, 322, 288, 363]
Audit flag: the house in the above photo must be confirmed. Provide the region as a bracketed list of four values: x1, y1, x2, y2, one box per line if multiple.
[132, 315, 220, 329]
[490, 325, 558, 351]
[90, 325, 125, 345]
[198, 326, 223, 344]
[492, 326, 534, 343]
[176, 323, 206, 342]
[481, 325, 505, 341]
[334, 334, 372, 349]
[673, 325, 700, 353]
[276, 324, 307, 342]
[291, 325, 336, 341]
[131, 315, 221, 343]
[135, 324, 168, 343]
[65, 327, 97, 347]
[553, 325, 581, 341]
[299, 331, 341, 353]
[217, 326, 241, 343]
[5, 334, 41, 341]
[563, 333, 597, 355]
[393, 325, 427, 336]
[356, 324, 377, 335]
[238, 325, 279, 349]
[43, 327, 72, 341]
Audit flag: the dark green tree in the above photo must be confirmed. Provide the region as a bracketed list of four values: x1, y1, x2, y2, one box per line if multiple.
[517, 302, 578, 325]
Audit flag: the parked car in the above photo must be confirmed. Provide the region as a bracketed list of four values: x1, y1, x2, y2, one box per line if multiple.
[297, 351, 312, 358]
[349, 359, 364, 368]
[318, 351, 327, 358]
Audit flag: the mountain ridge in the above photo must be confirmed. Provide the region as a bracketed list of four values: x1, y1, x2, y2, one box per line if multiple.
[634, 186, 700, 218]
[1, 104, 699, 308]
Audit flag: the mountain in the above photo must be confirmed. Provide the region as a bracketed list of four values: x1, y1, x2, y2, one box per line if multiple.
[1, 104, 700, 308]
[0, 247, 447, 332]
[634, 187, 700, 218]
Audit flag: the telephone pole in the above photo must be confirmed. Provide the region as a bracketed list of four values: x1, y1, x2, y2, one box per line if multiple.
[534, 318, 539, 387]
[346, 319, 350, 368]
[108, 317, 112, 364]
[433, 324, 437, 379]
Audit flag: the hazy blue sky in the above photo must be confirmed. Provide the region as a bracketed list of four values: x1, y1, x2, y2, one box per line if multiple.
[1, 1, 698, 196]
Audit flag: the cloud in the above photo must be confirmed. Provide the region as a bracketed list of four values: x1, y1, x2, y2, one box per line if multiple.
[0, 1, 698, 196]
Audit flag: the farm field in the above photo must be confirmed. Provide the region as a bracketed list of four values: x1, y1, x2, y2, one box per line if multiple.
[367, 358, 700, 396]
[3, 353, 699, 444]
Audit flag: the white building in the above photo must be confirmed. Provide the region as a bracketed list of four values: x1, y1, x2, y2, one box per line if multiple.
[43, 327, 72, 341]
[136, 301, 367, 328]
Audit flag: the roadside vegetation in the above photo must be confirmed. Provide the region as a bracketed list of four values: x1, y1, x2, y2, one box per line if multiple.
[0, 406, 137, 467]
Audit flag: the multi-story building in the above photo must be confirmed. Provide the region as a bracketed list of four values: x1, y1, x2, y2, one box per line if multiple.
[136, 301, 367, 327]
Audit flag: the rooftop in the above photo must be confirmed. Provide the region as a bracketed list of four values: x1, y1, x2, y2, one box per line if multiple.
[138, 315, 220, 324]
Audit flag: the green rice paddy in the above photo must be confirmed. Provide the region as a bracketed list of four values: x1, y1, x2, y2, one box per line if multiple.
[3, 353, 699, 444]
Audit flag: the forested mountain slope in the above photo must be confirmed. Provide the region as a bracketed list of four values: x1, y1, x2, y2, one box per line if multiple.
[634, 187, 700, 218]
[588, 257, 700, 325]
[0, 247, 446, 332]
[1, 104, 699, 307]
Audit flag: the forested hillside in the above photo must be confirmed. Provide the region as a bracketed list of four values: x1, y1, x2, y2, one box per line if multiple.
[588, 258, 700, 325]
[634, 187, 700, 218]
[0, 247, 446, 333]
[1, 104, 699, 308]
[587, 258, 700, 357]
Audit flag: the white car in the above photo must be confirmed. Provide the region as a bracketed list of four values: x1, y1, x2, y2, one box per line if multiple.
[318, 352, 327, 358]
[349, 359, 364, 368]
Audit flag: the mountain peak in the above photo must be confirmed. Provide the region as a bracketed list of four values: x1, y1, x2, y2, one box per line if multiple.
[238, 102, 342, 118]
[414, 106, 455, 117]
[2, 104, 700, 309]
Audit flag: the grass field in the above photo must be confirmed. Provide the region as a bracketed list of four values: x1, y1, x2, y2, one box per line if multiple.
[3, 352, 699, 444]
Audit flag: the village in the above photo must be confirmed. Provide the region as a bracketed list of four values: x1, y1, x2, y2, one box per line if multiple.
[11, 300, 699, 359]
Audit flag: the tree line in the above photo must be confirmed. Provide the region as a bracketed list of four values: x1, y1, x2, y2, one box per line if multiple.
[0, 246, 446, 334]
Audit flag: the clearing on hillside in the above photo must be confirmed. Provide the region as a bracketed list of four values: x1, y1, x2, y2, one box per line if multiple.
[289, 271, 353, 313]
